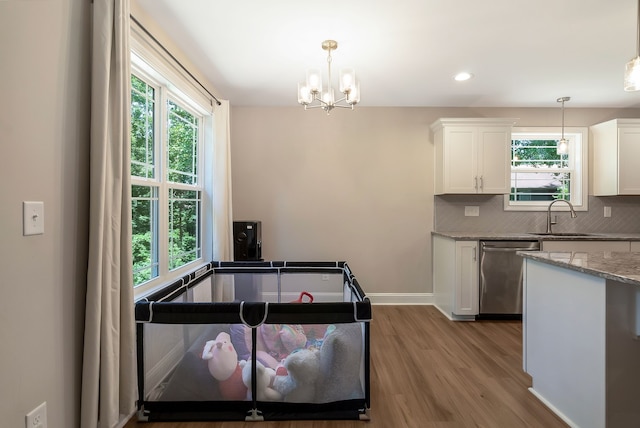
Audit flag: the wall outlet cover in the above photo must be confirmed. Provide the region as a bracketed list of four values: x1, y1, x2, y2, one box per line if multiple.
[26, 401, 47, 428]
[464, 206, 480, 217]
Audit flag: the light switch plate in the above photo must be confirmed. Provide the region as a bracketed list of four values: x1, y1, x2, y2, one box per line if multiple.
[604, 206, 611, 218]
[23, 201, 44, 236]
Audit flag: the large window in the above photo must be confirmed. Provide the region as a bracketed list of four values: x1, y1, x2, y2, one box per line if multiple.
[130, 48, 212, 295]
[505, 128, 588, 211]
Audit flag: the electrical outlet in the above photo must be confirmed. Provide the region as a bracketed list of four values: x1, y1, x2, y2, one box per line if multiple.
[464, 206, 480, 217]
[26, 402, 47, 428]
[604, 206, 611, 218]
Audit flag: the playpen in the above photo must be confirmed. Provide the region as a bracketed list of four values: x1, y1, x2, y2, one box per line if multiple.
[135, 261, 371, 422]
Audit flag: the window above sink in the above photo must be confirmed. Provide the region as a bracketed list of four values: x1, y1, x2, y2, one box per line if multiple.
[504, 127, 588, 212]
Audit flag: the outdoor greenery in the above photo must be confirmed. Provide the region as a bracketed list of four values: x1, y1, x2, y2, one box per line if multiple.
[510, 139, 570, 201]
[130, 74, 201, 286]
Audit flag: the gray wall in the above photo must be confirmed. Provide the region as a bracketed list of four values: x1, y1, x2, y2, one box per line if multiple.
[0, 1, 91, 427]
[230, 107, 640, 302]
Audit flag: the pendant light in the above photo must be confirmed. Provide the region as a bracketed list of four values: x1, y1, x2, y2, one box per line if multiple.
[625, 0, 640, 91]
[557, 97, 570, 155]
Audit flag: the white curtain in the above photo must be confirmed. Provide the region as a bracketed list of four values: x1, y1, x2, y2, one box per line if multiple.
[81, 0, 137, 427]
[213, 100, 234, 261]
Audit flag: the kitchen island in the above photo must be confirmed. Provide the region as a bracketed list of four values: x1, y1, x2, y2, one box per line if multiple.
[519, 251, 640, 428]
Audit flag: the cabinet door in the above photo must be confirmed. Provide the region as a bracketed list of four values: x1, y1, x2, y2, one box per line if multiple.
[454, 241, 479, 315]
[478, 127, 511, 194]
[618, 127, 640, 194]
[630, 241, 640, 251]
[442, 127, 478, 193]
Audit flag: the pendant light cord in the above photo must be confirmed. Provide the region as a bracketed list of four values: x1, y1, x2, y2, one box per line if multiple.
[636, 0, 640, 58]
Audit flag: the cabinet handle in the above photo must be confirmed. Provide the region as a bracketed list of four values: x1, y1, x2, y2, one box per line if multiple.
[480, 176, 484, 190]
[472, 246, 477, 261]
[474, 176, 478, 190]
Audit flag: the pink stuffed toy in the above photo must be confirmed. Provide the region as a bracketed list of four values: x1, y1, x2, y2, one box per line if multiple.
[259, 324, 307, 361]
[230, 323, 307, 369]
[202, 332, 247, 400]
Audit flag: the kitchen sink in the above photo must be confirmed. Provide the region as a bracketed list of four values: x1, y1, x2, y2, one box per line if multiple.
[528, 232, 601, 237]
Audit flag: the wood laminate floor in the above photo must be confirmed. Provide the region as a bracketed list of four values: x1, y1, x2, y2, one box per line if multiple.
[124, 305, 568, 428]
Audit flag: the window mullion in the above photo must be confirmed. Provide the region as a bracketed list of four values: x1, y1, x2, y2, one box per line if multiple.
[157, 86, 170, 279]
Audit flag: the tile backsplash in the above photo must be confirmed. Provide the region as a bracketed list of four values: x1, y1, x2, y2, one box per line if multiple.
[434, 195, 640, 233]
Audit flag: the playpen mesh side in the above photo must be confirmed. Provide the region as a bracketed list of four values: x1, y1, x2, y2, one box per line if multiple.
[135, 261, 371, 422]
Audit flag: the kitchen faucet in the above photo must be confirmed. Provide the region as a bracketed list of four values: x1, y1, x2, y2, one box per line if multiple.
[546, 199, 577, 233]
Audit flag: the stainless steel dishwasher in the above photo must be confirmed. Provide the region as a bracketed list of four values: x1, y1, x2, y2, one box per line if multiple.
[479, 240, 540, 319]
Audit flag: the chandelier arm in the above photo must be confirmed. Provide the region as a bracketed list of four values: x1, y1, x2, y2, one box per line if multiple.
[331, 104, 355, 110]
[311, 93, 330, 107]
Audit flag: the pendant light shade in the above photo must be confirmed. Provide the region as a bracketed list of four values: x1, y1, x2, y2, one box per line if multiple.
[624, 0, 640, 91]
[625, 57, 640, 91]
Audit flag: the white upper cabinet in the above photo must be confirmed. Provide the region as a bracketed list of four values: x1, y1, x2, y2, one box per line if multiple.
[591, 118, 640, 196]
[431, 118, 515, 194]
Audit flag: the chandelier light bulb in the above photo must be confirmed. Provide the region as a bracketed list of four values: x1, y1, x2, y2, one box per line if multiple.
[306, 69, 322, 93]
[297, 83, 312, 105]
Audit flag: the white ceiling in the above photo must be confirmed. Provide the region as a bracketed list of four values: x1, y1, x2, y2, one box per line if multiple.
[135, 0, 640, 108]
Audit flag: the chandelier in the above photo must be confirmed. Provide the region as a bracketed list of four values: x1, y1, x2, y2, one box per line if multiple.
[624, 0, 640, 91]
[297, 40, 360, 114]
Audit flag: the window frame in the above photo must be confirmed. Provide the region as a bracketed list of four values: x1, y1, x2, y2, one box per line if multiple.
[503, 126, 589, 212]
[130, 29, 214, 299]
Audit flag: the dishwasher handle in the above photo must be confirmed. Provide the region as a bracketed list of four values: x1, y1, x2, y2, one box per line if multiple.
[481, 246, 539, 252]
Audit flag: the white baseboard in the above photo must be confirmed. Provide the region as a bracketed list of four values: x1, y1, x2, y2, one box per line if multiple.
[145, 340, 185, 399]
[528, 387, 579, 428]
[366, 293, 434, 305]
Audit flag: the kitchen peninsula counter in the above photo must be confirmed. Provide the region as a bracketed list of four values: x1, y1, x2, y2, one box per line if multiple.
[432, 231, 640, 241]
[519, 250, 640, 428]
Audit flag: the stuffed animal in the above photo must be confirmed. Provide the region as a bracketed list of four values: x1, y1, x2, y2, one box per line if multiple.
[260, 323, 307, 359]
[240, 360, 282, 401]
[272, 348, 321, 403]
[230, 323, 307, 369]
[201, 332, 247, 400]
[315, 323, 365, 403]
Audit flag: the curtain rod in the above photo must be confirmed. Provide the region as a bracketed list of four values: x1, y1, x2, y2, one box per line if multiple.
[130, 15, 222, 106]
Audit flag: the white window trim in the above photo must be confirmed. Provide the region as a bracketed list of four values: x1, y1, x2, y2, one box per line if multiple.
[503, 126, 589, 212]
[131, 25, 214, 299]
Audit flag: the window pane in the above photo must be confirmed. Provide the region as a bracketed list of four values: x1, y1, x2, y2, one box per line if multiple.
[167, 100, 198, 185]
[131, 75, 155, 179]
[510, 172, 571, 201]
[512, 140, 568, 168]
[132, 185, 159, 286]
[511, 138, 571, 202]
[168, 188, 201, 270]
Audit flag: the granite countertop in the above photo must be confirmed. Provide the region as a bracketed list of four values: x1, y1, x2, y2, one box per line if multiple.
[518, 250, 640, 287]
[432, 231, 640, 241]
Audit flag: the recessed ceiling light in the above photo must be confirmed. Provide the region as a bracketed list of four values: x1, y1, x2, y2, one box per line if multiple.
[454, 72, 473, 81]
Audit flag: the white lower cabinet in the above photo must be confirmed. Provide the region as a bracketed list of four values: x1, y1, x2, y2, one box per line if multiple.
[433, 235, 478, 320]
